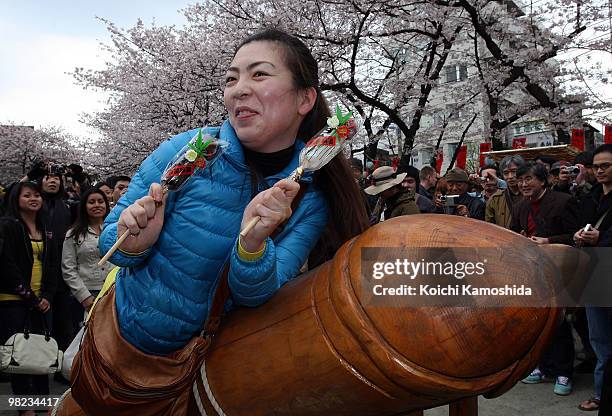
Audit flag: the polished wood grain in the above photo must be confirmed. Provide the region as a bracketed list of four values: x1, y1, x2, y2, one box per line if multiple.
[202, 214, 578, 415]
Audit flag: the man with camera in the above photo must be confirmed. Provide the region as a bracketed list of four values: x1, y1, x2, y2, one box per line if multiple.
[437, 168, 485, 220]
[573, 144, 612, 412]
[24, 161, 75, 381]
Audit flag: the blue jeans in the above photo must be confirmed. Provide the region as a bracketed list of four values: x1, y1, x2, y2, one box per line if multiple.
[586, 306, 612, 399]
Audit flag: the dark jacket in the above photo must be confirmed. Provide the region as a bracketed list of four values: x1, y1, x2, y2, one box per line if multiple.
[577, 183, 612, 247]
[385, 190, 420, 219]
[436, 192, 485, 220]
[510, 190, 580, 245]
[418, 184, 434, 200]
[40, 192, 72, 295]
[415, 193, 436, 213]
[0, 217, 60, 304]
[41, 193, 72, 250]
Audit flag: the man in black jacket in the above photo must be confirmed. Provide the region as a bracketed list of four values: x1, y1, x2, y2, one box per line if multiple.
[574, 144, 612, 412]
[511, 163, 580, 245]
[517, 162, 580, 396]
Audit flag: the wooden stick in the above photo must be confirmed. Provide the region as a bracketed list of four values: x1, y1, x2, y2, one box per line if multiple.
[98, 186, 168, 267]
[240, 216, 260, 238]
[98, 228, 130, 266]
[239, 167, 304, 239]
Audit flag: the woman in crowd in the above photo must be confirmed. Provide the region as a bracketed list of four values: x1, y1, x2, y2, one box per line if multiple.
[62, 187, 111, 330]
[99, 28, 370, 355]
[0, 182, 59, 416]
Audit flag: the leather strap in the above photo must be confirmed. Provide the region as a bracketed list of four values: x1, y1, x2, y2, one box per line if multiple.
[201, 265, 230, 338]
[595, 206, 612, 229]
[200, 183, 309, 339]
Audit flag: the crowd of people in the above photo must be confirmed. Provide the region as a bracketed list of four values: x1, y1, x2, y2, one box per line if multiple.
[351, 146, 611, 412]
[0, 147, 610, 414]
[0, 164, 131, 416]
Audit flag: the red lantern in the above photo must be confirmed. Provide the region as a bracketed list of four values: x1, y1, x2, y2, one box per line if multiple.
[571, 129, 585, 151]
[604, 125, 612, 145]
[479, 142, 491, 167]
[456, 145, 467, 169]
[391, 157, 400, 170]
[512, 137, 527, 149]
[435, 151, 443, 173]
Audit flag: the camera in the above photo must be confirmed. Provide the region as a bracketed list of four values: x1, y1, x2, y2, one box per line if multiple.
[561, 165, 580, 175]
[440, 194, 461, 207]
[48, 163, 66, 176]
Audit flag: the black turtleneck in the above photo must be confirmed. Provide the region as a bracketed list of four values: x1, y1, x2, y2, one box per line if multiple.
[243, 144, 296, 179]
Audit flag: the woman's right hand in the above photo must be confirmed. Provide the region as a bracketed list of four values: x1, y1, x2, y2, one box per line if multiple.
[117, 183, 167, 254]
[36, 298, 51, 314]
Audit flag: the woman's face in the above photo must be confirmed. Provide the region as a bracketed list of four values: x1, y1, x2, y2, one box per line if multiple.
[86, 192, 107, 220]
[224, 41, 316, 152]
[19, 187, 43, 214]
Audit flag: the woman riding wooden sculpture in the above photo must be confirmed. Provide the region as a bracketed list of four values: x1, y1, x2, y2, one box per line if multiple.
[62, 29, 369, 416]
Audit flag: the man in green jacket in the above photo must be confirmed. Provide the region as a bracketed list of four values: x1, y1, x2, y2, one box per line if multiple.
[485, 155, 525, 228]
[365, 166, 420, 223]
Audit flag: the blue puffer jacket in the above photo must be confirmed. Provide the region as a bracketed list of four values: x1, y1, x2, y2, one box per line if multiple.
[99, 121, 329, 355]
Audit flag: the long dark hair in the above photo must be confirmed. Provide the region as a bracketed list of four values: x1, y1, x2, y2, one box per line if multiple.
[5, 181, 45, 232]
[67, 187, 110, 242]
[237, 29, 369, 266]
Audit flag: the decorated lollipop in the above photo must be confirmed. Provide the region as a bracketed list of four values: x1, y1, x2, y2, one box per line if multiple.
[240, 105, 358, 237]
[98, 129, 226, 266]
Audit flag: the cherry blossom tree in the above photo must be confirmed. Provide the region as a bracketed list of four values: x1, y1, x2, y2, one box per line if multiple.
[74, 0, 610, 174]
[0, 124, 82, 184]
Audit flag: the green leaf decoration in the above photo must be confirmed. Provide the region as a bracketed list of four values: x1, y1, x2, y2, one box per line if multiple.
[334, 104, 353, 125]
[186, 129, 215, 158]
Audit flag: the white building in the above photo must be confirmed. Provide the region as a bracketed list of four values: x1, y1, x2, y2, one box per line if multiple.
[400, 0, 567, 173]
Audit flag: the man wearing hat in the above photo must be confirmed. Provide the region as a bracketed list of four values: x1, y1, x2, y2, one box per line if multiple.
[396, 162, 436, 213]
[441, 167, 485, 220]
[365, 166, 420, 223]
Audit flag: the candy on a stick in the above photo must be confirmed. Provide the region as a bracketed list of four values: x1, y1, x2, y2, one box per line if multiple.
[98, 129, 226, 266]
[240, 106, 358, 238]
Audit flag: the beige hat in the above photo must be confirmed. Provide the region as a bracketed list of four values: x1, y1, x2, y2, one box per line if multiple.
[364, 166, 407, 195]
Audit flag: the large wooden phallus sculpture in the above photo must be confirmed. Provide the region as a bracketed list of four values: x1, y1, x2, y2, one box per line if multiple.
[199, 214, 581, 415]
[55, 214, 584, 415]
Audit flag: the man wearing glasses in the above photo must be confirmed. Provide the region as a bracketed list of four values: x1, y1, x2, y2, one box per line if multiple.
[513, 161, 580, 396]
[574, 144, 612, 412]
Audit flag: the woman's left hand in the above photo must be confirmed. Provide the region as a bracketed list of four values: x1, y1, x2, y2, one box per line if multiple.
[240, 179, 301, 252]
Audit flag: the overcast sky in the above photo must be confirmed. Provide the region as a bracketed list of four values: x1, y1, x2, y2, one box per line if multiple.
[0, 0, 189, 139]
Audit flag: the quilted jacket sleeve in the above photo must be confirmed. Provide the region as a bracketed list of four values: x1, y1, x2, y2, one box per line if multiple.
[228, 190, 328, 307]
[99, 129, 203, 267]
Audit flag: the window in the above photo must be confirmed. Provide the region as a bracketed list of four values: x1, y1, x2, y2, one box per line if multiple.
[445, 65, 468, 83]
